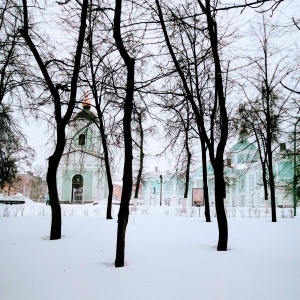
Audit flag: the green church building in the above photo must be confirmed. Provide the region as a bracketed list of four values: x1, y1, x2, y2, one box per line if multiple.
[192, 138, 296, 208]
[57, 97, 108, 203]
[142, 137, 297, 208]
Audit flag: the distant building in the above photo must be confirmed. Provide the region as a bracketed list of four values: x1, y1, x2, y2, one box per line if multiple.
[142, 139, 297, 208]
[56, 97, 108, 203]
[1, 171, 47, 201]
[113, 181, 122, 201]
[193, 138, 296, 208]
[142, 167, 193, 206]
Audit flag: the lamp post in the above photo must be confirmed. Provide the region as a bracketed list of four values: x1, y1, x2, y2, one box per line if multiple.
[293, 118, 299, 216]
[157, 175, 166, 206]
[150, 187, 158, 205]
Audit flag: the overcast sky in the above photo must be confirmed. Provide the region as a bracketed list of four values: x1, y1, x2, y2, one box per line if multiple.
[18, 0, 300, 175]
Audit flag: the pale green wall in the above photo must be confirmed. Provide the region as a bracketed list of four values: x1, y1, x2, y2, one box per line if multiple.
[84, 171, 93, 200]
[62, 170, 93, 202]
[62, 171, 72, 201]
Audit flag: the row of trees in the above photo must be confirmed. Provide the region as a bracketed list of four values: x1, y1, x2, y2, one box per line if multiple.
[0, 1, 35, 188]
[1, 0, 299, 267]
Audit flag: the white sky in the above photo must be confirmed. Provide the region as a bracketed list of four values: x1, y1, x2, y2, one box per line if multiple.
[17, 0, 300, 175]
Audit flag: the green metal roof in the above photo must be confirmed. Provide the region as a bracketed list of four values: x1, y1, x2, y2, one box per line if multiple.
[73, 106, 97, 122]
[230, 139, 257, 152]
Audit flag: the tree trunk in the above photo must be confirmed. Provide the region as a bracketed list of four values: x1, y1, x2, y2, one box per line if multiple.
[97, 108, 113, 220]
[134, 112, 144, 200]
[261, 161, 269, 213]
[266, 88, 277, 222]
[267, 148, 277, 222]
[115, 73, 134, 266]
[214, 161, 228, 250]
[134, 150, 144, 199]
[113, 0, 135, 268]
[202, 0, 229, 249]
[264, 16, 276, 222]
[47, 125, 66, 240]
[201, 139, 211, 222]
[183, 120, 191, 199]
[104, 142, 114, 220]
[184, 151, 191, 199]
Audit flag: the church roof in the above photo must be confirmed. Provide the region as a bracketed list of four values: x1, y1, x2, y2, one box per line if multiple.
[72, 93, 97, 122]
[62, 150, 104, 160]
[73, 106, 97, 122]
[230, 139, 257, 152]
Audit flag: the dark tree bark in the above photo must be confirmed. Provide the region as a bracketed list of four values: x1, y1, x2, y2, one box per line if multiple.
[94, 93, 114, 220]
[183, 146, 191, 199]
[20, 0, 88, 239]
[213, 160, 228, 249]
[183, 105, 191, 199]
[201, 138, 211, 222]
[134, 109, 144, 200]
[266, 97, 277, 221]
[113, 0, 135, 268]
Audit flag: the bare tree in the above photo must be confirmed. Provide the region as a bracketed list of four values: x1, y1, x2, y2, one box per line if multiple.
[0, 107, 34, 190]
[83, 1, 117, 219]
[155, 0, 227, 248]
[0, 1, 36, 187]
[113, 0, 135, 268]
[0, 1, 34, 106]
[19, 0, 88, 239]
[158, 98, 196, 201]
[237, 16, 294, 222]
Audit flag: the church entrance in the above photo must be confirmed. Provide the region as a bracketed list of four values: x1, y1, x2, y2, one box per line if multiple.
[72, 174, 84, 203]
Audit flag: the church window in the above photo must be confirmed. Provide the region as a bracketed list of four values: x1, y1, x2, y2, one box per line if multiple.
[240, 195, 245, 206]
[165, 198, 171, 206]
[79, 134, 86, 145]
[239, 177, 245, 190]
[72, 174, 84, 203]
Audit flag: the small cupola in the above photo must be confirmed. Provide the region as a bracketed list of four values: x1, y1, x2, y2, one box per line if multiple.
[73, 93, 97, 122]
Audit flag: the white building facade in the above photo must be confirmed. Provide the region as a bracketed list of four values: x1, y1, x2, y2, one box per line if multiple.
[142, 168, 193, 206]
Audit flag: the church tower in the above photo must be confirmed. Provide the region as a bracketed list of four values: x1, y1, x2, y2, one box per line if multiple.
[56, 95, 107, 203]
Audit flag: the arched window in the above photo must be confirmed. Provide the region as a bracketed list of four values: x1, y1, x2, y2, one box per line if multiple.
[72, 174, 84, 203]
[78, 134, 86, 145]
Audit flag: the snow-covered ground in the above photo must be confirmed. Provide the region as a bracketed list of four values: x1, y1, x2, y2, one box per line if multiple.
[1, 199, 299, 300]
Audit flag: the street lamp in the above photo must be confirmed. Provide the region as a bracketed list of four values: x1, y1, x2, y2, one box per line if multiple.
[150, 187, 158, 205]
[157, 175, 166, 206]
